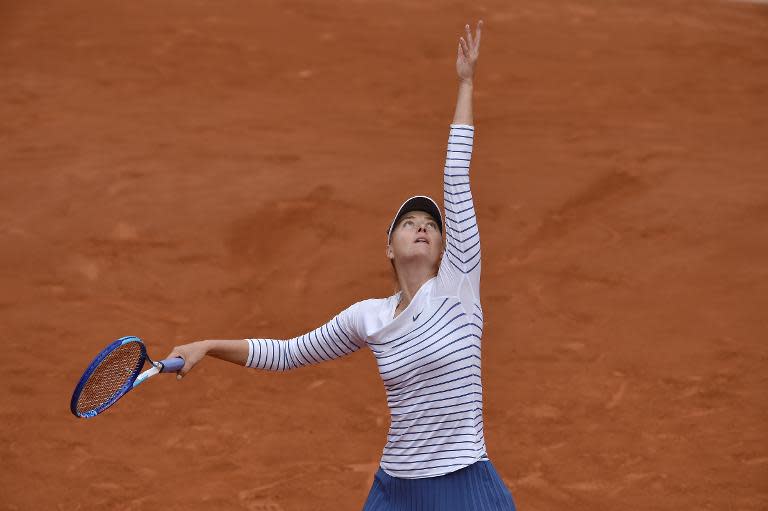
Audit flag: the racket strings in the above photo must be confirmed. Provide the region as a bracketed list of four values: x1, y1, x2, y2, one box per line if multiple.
[75, 342, 144, 415]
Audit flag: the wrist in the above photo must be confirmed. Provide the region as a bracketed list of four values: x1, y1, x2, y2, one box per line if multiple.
[196, 339, 214, 355]
[458, 78, 474, 87]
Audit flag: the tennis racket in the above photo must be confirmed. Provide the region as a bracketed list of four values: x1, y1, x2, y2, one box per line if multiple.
[70, 335, 184, 419]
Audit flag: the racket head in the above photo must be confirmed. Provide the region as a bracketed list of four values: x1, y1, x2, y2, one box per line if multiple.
[70, 336, 148, 418]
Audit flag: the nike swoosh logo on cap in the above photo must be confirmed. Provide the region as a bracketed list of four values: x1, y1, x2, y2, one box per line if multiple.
[413, 311, 422, 322]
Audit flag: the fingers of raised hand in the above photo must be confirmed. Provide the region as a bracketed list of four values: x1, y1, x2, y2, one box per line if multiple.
[474, 20, 483, 51]
[464, 20, 483, 54]
[459, 36, 470, 57]
[460, 21, 482, 60]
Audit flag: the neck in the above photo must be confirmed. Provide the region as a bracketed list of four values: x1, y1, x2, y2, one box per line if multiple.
[395, 263, 436, 310]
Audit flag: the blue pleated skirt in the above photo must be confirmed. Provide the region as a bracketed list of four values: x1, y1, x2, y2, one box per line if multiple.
[362, 460, 517, 511]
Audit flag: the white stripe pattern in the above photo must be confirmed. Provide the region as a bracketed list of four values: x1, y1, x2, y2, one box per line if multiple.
[245, 124, 486, 478]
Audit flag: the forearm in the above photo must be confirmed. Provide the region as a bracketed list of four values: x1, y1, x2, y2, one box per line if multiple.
[452, 79, 474, 126]
[203, 339, 250, 366]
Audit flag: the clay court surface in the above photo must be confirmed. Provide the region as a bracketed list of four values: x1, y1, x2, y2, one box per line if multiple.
[1, 0, 767, 509]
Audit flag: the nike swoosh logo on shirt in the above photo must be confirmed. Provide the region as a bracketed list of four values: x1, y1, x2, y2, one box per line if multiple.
[413, 312, 422, 322]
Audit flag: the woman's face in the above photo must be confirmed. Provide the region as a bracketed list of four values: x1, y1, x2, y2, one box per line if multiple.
[386, 210, 444, 271]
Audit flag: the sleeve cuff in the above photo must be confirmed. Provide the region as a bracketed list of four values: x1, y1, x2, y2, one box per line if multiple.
[450, 123, 475, 130]
[245, 339, 254, 367]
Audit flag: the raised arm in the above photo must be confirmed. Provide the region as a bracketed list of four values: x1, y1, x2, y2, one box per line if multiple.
[438, 21, 483, 300]
[453, 20, 482, 125]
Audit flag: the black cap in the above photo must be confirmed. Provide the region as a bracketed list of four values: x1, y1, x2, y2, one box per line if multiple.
[387, 195, 443, 243]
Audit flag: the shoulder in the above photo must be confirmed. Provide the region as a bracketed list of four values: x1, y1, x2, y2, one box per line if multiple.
[346, 296, 393, 317]
[335, 296, 393, 344]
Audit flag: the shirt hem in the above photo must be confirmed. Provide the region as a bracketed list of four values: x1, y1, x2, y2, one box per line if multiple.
[379, 452, 489, 479]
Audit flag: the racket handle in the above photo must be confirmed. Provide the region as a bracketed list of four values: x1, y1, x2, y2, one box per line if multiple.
[158, 357, 185, 373]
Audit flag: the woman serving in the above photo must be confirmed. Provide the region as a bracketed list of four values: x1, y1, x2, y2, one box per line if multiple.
[168, 20, 517, 510]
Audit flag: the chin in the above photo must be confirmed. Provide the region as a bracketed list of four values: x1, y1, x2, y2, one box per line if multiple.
[401, 251, 439, 265]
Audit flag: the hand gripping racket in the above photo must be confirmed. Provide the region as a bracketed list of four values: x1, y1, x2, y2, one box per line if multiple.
[70, 336, 184, 419]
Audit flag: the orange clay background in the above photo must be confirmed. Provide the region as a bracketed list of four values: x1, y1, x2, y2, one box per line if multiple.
[1, 1, 767, 510]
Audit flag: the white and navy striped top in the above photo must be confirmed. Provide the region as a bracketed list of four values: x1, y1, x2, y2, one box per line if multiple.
[246, 124, 485, 479]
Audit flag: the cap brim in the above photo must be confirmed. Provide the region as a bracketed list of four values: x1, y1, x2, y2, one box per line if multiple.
[387, 195, 443, 242]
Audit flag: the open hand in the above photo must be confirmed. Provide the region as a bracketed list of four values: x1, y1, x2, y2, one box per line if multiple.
[457, 20, 483, 83]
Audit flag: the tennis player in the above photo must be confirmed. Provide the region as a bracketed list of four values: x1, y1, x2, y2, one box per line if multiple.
[167, 20, 517, 510]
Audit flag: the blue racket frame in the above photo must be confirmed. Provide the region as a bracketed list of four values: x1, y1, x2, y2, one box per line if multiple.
[70, 336, 183, 419]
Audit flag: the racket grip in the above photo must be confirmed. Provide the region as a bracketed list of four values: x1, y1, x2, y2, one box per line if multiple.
[158, 357, 185, 373]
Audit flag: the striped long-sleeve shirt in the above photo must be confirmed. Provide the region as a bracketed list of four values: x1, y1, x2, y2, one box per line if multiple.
[245, 124, 484, 478]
